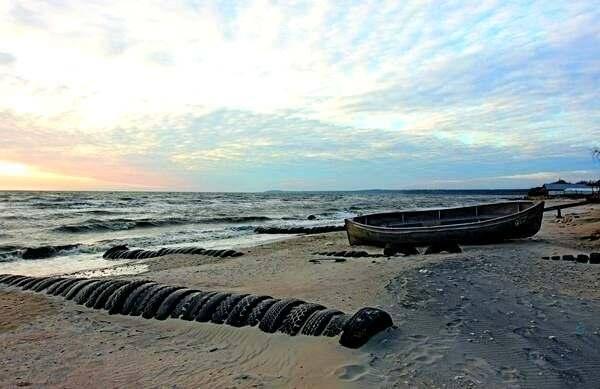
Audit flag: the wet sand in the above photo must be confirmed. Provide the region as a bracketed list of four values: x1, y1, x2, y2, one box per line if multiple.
[1, 203, 599, 388]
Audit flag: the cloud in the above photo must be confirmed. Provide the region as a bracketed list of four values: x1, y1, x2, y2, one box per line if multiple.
[0, 0, 598, 190]
[0, 52, 15, 65]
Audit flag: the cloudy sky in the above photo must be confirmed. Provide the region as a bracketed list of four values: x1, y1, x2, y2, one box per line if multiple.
[1, 0, 598, 191]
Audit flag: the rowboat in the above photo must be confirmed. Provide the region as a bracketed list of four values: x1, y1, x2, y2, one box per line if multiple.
[345, 201, 545, 247]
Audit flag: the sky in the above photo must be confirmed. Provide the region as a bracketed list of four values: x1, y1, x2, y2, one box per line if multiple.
[0, 0, 598, 191]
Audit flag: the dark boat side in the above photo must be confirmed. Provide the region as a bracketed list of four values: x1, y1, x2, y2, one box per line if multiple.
[345, 201, 545, 247]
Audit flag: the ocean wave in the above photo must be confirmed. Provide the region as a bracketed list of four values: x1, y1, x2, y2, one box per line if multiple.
[53, 215, 274, 234]
[199, 216, 272, 223]
[0, 244, 81, 261]
[31, 201, 96, 209]
[53, 217, 191, 233]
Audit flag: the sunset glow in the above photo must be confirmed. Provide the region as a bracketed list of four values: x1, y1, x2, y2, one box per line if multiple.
[0, 161, 28, 177]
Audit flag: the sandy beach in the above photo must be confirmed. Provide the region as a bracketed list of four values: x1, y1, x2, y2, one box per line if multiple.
[1, 202, 599, 388]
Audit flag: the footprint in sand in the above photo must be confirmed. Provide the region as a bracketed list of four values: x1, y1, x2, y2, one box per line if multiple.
[334, 364, 369, 381]
[498, 366, 522, 385]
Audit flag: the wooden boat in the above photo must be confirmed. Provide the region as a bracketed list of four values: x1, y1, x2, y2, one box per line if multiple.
[345, 201, 545, 247]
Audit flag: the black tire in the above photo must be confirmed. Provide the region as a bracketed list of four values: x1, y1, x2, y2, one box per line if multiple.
[52, 278, 83, 296]
[14, 276, 36, 288]
[189, 292, 225, 320]
[117, 250, 129, 259]
[141, 251, 155, 259]
[93, 280, 130, 310]
[73, 280, 105, 304]
[20, 277, 44, 290]
[130, 284, 168, 316]
[591, 253, 600, 264]
[142, 286, 184, 319]
[106, 280, 153, 314]
[211, 294, 249, 324]
[121, 282, 159, 315]
[247, 298, 278, 327]
[279, 303, 325, 336]
[338, 307, 393, 348]
[258, 298, 304, 333]
[24, 277, 53, 291]
[7, 275, 28, 286]
[172, 291, 204, 319]
[2, 275, 24, 285]
[46, 278, 71, 295]
[301, 309, 343, 336]
[195, 292, 231, 322]
[0, 274, 15, 283]
[103, 245, 128, 258]
[64, 279, 98, 300]
[33, 277, 64, 292]
[155, 289, 199, 320]
[226, 295, 272, 327]
[84, 280, 118, 307]
[322, 314, 351, 337]
[125, 249, 142, 258]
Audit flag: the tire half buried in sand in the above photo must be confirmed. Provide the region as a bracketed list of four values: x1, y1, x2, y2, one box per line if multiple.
[155, 288, 199, 320]
[226, 295, 272, 328]
[259, 298, 304, 333]
[121, 282, 158, 315]
[141, 286, 184, 319]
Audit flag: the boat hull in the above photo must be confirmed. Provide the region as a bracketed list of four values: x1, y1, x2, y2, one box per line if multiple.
[345, 201, 545, 247]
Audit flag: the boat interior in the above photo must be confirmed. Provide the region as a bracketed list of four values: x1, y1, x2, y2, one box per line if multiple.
[352, 201, 537, 228]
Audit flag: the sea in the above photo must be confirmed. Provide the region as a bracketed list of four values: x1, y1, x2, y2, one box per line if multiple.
[0, 190, 526, 275]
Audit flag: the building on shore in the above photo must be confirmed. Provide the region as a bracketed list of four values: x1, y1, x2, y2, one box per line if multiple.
[543, 179, 594, 197]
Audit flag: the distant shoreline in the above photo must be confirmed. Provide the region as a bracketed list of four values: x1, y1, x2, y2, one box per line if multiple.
[1, 189, 529, 195]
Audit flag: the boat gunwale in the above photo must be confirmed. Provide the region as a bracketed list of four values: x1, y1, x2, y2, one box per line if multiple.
[345, 201, 544, 233]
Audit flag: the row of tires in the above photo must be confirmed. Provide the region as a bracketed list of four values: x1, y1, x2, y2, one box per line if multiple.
[103, 245, 244, 260]
[0, 274, 392, 348]
[543, 252, 600, 264]
[254, 226, 345, 234]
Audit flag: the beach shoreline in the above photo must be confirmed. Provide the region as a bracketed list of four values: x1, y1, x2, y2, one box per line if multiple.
[1, 202, 599, 387]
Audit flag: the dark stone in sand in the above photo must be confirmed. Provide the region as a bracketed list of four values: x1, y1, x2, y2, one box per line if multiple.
[590, 253, 600, 264]
[307, 215, 317, 220]
[576, 254, 589, 264]
[562, 254, 575, 262]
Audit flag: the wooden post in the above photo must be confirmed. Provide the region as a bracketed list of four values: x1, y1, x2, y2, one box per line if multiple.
[556, 208, 562, 218]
